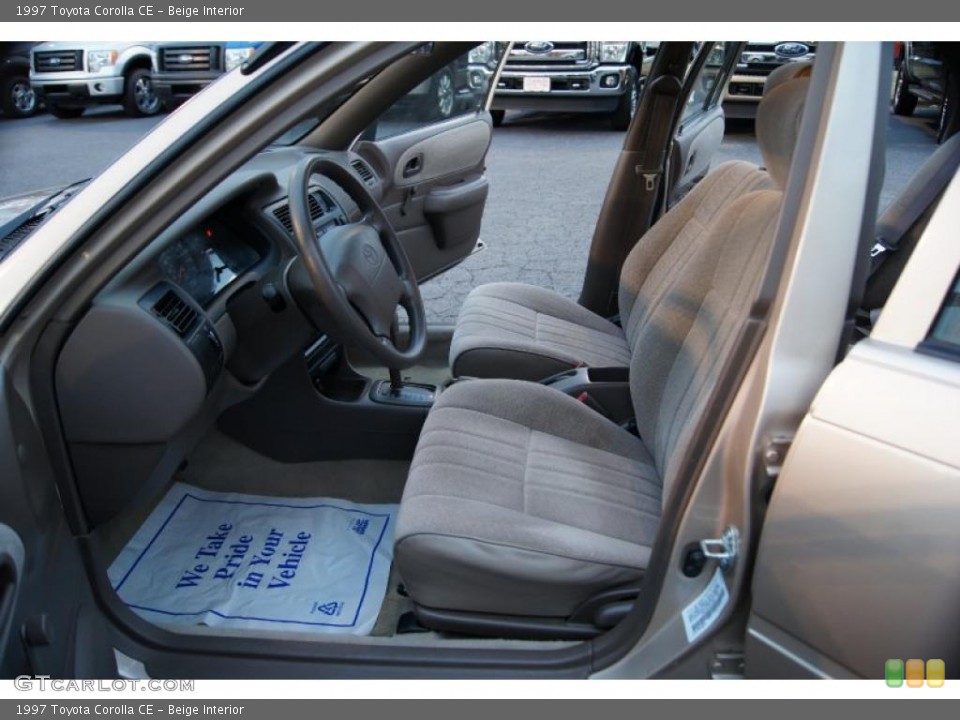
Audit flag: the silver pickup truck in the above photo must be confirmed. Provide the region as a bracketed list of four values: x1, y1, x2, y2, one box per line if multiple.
[29, 41, 161, 119]
[483, 41, 655, 130]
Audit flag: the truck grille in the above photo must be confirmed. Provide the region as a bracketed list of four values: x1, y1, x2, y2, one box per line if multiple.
[505, 41, 596, 70]
[736, 62, 789, 77]
[33, 50, 82, 73]
[737, 42, 817, 78]
[159, 45, 221, 72]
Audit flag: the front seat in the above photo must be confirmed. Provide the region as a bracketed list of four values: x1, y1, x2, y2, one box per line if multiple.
[448, 62, 814, 382]
[394, 74, 810, 634]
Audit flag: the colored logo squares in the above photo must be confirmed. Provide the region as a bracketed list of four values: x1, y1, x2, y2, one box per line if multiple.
[885, 659, 903, 687]
[906, 659, 925, 687]
[927, 659, 946, 688]
[885, 659, 945, 687]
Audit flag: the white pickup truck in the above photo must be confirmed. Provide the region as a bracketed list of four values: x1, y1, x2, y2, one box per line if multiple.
[29, 41, 161, 119]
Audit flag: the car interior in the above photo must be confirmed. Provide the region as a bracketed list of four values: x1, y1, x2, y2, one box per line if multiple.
[12, 40, 959, 676]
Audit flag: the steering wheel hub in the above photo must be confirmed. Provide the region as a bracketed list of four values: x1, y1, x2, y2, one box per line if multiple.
[287, 154, 427, 368]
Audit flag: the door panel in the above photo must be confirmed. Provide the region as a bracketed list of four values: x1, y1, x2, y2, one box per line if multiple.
[0, 369, 116, 678]
[746, 345, 960, 679]
[747, 175, 960, 679]
[390, 120, 491, 187]
[351, 44, 505, 283]
[356, 114, 493, 282]
[670, 110, 725, 204]
[669, 42, 741, 206]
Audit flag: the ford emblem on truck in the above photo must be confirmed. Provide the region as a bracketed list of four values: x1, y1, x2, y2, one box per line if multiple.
[524, 41, 554, 54]
[775, 42, 810, 58]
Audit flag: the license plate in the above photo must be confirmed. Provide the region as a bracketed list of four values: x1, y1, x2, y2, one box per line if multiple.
[522, 76, 551, 93]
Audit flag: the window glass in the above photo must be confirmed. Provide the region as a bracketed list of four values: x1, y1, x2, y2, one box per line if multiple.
[680, 42, 735, 124]
[367, 42, 506, 141]
[927, 270, 960, 351]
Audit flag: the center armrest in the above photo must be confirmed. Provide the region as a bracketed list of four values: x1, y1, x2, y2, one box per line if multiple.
[541, 366, 634, 425]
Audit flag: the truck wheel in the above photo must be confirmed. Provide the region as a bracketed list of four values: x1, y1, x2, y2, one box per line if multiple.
[48, 103, 85, 119]
[1, 74, 38, 118]
[490, 109, 505, 127]
[892, 67, 918, 116]
[123, 69, 162, 118]
[610, 74, 640, 130]
[433, 69, 455, 119]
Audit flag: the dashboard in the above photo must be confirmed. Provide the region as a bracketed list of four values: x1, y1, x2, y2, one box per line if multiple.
[155, 220, 262, 309]
[54, 146, 372, 452]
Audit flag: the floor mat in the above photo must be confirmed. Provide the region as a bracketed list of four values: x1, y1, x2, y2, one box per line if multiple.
[108, 483, 398, 635]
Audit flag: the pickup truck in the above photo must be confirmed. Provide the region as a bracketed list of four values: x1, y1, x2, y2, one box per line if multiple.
[151, 41, 262, 110]
[29, 41, 160, 118]
[893, 41, 958, 143]
[1, 42, 39, 118]
[482, 41, 654, 130]
[722, 41, 818, 118]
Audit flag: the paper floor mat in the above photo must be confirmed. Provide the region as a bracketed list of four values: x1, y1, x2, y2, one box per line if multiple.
[108, 483, 398, 635]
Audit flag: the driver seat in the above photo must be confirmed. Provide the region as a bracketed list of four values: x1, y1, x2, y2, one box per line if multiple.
[393, 74, 809, 634]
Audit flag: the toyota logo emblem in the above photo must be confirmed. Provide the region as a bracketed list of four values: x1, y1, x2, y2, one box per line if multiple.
[49, 57, 62, 65]
[178, 54, 195, 63]
[775, 42, 810, 59]
[524, 41, 554, 54]
[362, 244, 379, 266]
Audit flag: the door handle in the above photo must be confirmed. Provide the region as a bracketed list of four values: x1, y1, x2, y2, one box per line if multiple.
[402, 154, 423, 179]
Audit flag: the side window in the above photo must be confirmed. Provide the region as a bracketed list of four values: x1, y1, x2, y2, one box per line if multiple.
[367, 43, 506, 141]
[680, 42, 737, 125]
[924, 269, 960, 356]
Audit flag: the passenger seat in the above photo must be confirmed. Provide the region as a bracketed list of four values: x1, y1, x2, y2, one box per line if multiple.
[445, 66, 813, 381]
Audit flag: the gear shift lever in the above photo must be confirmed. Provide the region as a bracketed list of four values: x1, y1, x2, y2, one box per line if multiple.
[388, 321, 405, 395]
[388, 366, 404, 395]
[370, 319, 437, 407]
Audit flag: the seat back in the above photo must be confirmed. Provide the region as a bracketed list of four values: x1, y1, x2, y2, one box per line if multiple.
[623, 75, 810, 499]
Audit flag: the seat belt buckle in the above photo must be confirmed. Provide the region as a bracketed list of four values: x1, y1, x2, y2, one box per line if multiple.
[575, 391, 609, 419]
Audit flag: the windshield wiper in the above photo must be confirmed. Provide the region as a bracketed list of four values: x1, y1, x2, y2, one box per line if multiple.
[0, 179, 89, 263]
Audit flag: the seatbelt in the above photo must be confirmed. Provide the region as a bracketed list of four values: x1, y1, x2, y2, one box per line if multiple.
[869, 133, 960, 277]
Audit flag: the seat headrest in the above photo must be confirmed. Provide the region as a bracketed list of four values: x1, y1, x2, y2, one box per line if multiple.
[755, 63, 811, 191]
[764, 61, 813, 96]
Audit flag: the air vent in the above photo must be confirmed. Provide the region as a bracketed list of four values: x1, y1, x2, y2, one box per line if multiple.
[151, 289, 199, 337]
[271, 189, 332, 235]
[307, 192, 326, 220]
[351, 159, 376, 185]
[0, 214, 46, 262]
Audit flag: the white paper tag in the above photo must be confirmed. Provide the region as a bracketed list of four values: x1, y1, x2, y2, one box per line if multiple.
[108, 483, 397, 635]
[681, 567, 730, 643]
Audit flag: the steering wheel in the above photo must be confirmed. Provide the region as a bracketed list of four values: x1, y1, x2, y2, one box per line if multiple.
[288, 154, 426, 369]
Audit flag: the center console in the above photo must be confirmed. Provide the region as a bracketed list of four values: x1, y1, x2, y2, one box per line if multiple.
[540, 366, 634, 425]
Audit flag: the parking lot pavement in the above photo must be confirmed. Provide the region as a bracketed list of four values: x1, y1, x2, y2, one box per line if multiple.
[0, 106, 163, 197]
[0, 106, 943, 325]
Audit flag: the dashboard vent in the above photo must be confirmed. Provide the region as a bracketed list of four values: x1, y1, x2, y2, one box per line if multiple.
[351, 159, 376, 185]
[151, 289, 199, 337]
[272, 190, 331, 235]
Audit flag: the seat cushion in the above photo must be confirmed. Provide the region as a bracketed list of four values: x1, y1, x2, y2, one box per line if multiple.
[450, 283, 630, 380]
[395, 379, 662, 618]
